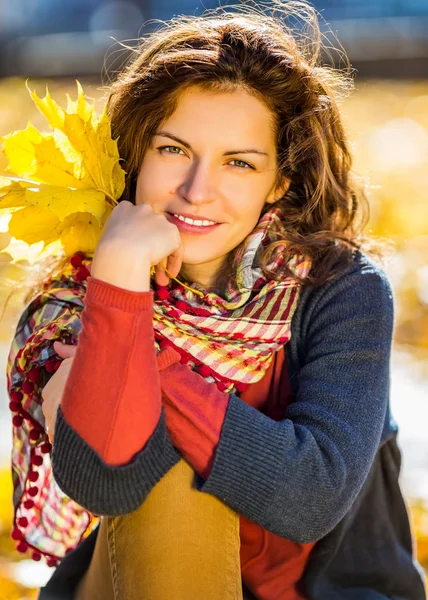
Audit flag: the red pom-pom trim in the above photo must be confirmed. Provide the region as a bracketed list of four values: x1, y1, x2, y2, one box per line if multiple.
[27, 368, 41, 383]
[32, 551, 42, 561]
[24, 499, 35, 509]
[70, 254, 83, 268]
[47, 558, 58, 568]
[216, 381, 229, 392]
[29, 429, 41, 441]
[28, 487, 39, 497]
[31, 455, 43, 467]
[22, 380, 34, 394]
[17, 541, 29, 553]
[236, 382, 249, 393]
[45, 360, 56, 373]
[11, 528, 24, 541]
[29, 471, 39, 482]
[41, 442, 52, 454]
[18, 517, 28, 528]
[75, 267, 90, 282]
[157, 287, 170, 301]
[30, 454, 43, 467]
[12, 415, 23, 427]
[9, 401, 21, 412]
[198, 364, 211, 378]
[159, 339, 173, 350]
[10, 390, 23, 402]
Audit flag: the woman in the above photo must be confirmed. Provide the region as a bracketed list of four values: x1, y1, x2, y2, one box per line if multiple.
[6, 2, 426, 599]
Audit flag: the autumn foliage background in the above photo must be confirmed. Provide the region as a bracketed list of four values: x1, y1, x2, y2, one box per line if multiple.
[0, 75, 427, 596]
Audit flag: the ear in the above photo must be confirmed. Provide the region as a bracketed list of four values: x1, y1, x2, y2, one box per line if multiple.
[265, 177, 291, 205]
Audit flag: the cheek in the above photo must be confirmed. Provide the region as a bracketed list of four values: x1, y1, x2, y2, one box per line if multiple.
[227, 186, 267, 229]
[136, 155, 185, 206]
[136, 161, 167, 206]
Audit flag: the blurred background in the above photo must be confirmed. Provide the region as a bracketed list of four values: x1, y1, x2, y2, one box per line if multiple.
[0, 0, 427, 596]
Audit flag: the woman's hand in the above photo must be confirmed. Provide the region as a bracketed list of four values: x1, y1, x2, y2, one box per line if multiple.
[91, 201, 183, 290]
[41, 342, 77, 443]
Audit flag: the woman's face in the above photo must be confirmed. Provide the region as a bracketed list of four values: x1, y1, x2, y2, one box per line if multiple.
[135, 86, 289, 286]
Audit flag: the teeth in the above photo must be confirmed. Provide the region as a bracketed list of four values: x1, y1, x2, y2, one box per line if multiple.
[173, 214, 216, 226]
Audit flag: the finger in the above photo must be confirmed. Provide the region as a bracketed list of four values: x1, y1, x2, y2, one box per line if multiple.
[46, 419, 54, 444]
[154, 260, 170, 287]
[53, 341, 76, 358]
[166, 241, 184, 279]
[53, 341, 77, 359]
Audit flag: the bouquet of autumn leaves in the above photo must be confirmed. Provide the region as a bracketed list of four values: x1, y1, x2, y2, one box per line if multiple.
[0, 81, 126, 257]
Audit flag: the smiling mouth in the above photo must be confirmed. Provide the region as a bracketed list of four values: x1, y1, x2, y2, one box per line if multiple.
[166, 212, 221, 233]
[169, 213, 218, 227]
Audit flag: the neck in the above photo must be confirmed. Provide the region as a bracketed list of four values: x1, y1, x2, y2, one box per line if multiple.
[179, 256, 227, 296]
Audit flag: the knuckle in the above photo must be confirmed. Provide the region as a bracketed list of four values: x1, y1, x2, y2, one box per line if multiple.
[118, 199, 132, 208]
[138, 203, 153, 214]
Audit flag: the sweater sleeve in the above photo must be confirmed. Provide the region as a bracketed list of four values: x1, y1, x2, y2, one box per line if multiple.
[51, 275, 183, 516]
[160, 363, 229, 480]
[163, 258, 394, 544]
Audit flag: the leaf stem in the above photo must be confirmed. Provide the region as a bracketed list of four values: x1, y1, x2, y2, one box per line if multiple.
[97, 189, 118, 209]
[150, 266, 205, 298]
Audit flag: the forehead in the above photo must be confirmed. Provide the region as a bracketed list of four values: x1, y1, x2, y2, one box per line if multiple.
[163, 86, 277, 149]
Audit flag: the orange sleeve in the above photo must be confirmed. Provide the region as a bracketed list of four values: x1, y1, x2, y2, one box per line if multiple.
[160, 361, 229, 479]
[60, 275, 179, 466]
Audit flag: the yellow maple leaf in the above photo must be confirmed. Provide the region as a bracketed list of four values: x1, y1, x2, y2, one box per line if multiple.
[59, 212, 106, 255]
[1, 122, 42, 177]
[1, 123, 86, 188]
[8, 205, 61, 246]
[0, 178, 28, 211]
[66, 80, 95, 124]
[0, 81, 126, 259]
[24, 185, 106, 222]
[27, 82, 65, 130]
[27, 80, 126, 199]
[95, 107, 126, 199]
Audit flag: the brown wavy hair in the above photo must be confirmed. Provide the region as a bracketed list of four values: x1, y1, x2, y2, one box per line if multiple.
[3, 0, 388, 316]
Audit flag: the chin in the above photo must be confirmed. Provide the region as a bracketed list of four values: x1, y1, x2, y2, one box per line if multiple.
[181, 245, 216, 265]
[182, 255, 214, 266]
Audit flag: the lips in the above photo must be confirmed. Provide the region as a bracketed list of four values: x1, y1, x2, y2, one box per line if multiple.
[167, 212, 219, 225]
[165, 212, 221, 234]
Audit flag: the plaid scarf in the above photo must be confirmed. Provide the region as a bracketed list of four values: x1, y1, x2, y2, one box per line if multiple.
[6, 205, 311, 565]
[152, 207, 311, 393]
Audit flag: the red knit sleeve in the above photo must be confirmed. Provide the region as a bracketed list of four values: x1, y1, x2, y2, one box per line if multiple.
[159, 362, 229, 479]
[60, 274, 229, 473]
[60, 276, 179, 466]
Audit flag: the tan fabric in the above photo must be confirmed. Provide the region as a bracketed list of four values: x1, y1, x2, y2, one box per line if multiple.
[74, 515, 114, 600]
[74, 458, 243, 600]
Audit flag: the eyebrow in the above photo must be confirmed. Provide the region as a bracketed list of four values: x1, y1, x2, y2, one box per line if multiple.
[155, 130, 269, 157]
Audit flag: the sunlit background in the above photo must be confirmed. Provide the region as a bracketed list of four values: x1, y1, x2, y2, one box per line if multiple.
[0, 0, 427, 597]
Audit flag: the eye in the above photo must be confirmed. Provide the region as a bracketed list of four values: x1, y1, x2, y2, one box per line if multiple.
[157, 145, 186, 155]
[229, 159, 255, 170]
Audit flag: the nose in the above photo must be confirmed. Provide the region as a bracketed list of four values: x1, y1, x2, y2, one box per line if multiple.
[178, 159, 216, 206]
